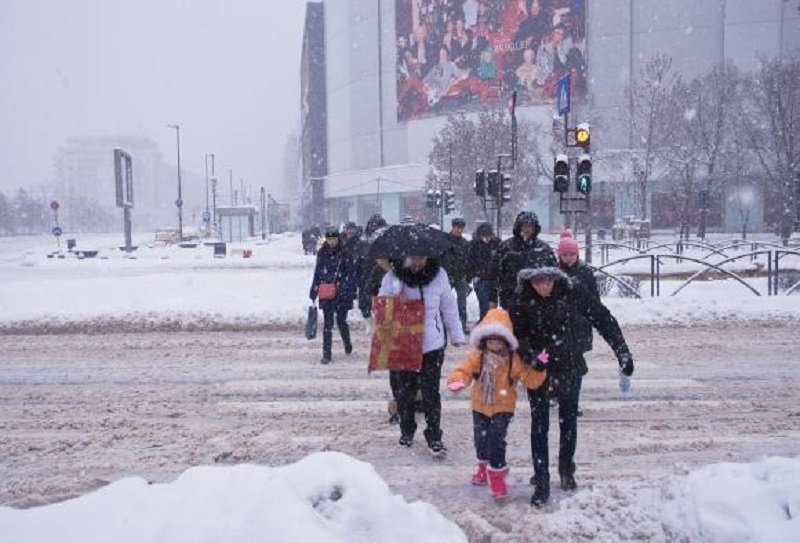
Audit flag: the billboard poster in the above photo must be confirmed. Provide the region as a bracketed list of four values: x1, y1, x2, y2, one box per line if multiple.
[395, 0, 587, 121]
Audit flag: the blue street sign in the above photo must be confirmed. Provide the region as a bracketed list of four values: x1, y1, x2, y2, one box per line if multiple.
[556, 74, 571, 116]
[202, 211, 211, 222]
[52, 226, 63, 237]
[175, 198, 183, 208]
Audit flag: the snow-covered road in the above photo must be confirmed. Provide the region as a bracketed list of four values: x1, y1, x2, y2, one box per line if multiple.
[1, 321, 799, 541]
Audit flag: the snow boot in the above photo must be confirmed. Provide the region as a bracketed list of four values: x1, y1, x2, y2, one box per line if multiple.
[530, 477, 550, 508]
[398, 433, 413, 447]
[320, 356, 331, 364]
[472, 461, 488, 486]
[424, 428, 447, 457]
[487, 466, 509, 501]
[559, 460, 577, 491]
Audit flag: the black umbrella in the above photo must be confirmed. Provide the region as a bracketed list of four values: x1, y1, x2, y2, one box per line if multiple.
[368, 224, 453, 260]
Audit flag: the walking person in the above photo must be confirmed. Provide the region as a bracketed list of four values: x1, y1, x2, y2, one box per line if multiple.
[489, 211, 556, 309]
[447, 308, 546, 501]
[557, 229, 599, 416]
[467, 222, 500, 322]
[378, 254, 465, 455]
[510, 266, 634, 507]
[309, 227, 357, 364]
[442, 217, 471, 335]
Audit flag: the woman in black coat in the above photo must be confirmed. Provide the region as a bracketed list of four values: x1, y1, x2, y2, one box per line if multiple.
[309, 228, 357, 364]
[509, 266, 633, 507]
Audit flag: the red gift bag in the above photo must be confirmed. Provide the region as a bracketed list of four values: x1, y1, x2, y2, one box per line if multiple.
[368, 295, 425, 373]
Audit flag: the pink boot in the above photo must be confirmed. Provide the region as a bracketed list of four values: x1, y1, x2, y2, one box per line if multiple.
[472, 461, 488, 486]
[487, 466, 509, 501]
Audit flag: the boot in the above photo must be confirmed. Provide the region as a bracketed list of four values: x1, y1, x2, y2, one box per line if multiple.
[487, 466, 509, 501]
[341, 325, 352, 355]
[472, 461, 488, 486]
[559, 460, 577, 491]
[530, 476, 550, 508]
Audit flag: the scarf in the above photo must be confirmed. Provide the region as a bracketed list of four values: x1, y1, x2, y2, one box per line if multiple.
[479, 350, 509, 405]
[391, 258, 440, 288]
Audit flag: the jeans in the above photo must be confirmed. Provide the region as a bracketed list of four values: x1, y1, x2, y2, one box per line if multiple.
[528, 372, 582, 483]
[390, 349, 445, 443]
[473, 279, 493, 322]
[452, 278, 469, 331]
[473, 411, 514, 469]
[321, 304, 351, 359]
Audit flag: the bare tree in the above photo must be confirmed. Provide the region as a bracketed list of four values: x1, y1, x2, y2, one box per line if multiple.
[739, 55, 800, 230]
[626, 54, 682, 221]
[665, 63, 742, 238]
[427, 109, 548, 228]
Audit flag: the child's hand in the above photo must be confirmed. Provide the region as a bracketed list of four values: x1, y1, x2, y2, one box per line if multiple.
[447, 381, 466, 393]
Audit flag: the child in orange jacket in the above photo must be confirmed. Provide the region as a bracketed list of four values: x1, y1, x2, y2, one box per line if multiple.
[447, 307, 547, 501]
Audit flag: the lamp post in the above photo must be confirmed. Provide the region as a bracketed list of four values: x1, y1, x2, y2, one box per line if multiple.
[204, 153, 215, 225]
[167, 124, 183, 241]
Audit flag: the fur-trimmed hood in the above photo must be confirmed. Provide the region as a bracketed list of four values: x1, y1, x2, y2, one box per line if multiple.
[516, 266, 570, 287]
[469, 308, 519, 351]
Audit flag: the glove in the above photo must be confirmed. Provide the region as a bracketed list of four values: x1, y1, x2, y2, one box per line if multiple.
[447, 381, 466, 393]
[529, 349, 549, 371]
[618, 352, 634, 376]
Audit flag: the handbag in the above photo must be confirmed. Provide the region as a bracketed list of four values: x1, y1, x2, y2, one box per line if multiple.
[305, 305, 318, 340]
[317, 282, 338, 300]
[368, 294, 425, 373]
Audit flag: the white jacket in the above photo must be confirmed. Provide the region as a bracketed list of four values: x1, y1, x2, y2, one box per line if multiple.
[378, 267, 465, 353]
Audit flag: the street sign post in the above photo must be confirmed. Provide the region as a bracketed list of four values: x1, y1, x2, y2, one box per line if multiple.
[114, 148, 134, 253]
[556, 74, 571, 116]
[51, 226, 62, 237]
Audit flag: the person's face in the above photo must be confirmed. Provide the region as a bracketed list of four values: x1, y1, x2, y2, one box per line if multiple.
[456, 19, 464, 32]
[406, 255, 428, 271]
[326, 235, 339, 246]
[530, 277, 555, 297]
[551, 28, 565, 45]
[523, 48, 534, 63]
[529, 0, 541, 16]
[480, 235, 491, 244]
[451, 225, 464, 237]
[520, 222, 535, 238]
[560, 253, 578, 267]
[345, 227, 357, 238]
[485, 338, 506, 353]
[439, 47, 449, 63]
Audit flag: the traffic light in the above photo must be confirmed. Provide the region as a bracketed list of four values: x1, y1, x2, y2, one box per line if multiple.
[576, 154, 592, 194]
[575, 122, 591, 148]
[487, 170, 500, 198]
[554, 154, 569, 193]
[444, 190, 456, 213]
[501, 173, 512, 203]
[474, 169, 486, 197]
[426, 188, 437, 208]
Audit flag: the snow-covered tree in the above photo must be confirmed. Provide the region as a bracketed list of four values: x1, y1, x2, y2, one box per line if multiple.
[426, 109, 548, 229]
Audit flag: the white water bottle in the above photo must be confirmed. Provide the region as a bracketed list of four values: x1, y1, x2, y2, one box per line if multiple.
[619, 372, 631, 396]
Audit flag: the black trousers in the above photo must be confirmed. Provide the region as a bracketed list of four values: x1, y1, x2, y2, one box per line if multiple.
[528, 370, 582, 484]
[390, 348, 445, 443]
[321, 304, 351, 359]
[473, 411, 513, 469]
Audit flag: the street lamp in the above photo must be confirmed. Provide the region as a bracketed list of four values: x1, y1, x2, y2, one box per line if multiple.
[204, 153, 215, 225]
[167, 124, 183, 241]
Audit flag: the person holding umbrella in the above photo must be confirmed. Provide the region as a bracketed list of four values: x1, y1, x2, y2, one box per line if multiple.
[372, 223, 466, 455]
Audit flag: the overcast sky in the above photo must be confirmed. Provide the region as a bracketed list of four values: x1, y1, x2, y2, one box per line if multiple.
[0, 0, 306, 198]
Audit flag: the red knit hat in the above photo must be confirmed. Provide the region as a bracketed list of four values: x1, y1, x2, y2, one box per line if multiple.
[558, 229, 579, 255]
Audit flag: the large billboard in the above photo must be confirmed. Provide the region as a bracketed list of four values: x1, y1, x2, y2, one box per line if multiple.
[395, 0, 587, 121]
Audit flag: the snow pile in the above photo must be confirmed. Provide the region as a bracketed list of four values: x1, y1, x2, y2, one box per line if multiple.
[532, 456, 800, 542]
[0, 452, 467, 543]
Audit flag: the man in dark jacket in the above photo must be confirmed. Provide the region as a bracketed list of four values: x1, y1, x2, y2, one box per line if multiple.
[489, 211, 556, 308]
[356, 214, 388, 320]
[442, 217, 470, 334]
[466, 222, 500, 321]
[510, 266, 634, 508]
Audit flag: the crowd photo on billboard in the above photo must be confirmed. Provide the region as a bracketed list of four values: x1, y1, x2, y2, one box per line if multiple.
[395, 0, 587, 121]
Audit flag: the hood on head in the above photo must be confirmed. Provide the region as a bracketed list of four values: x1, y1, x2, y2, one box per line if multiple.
[469, 308, 518, 351]
[365, 214, 387, 235]
[475, 222, 494, 238]
[512, 211, 541, 239]
[516, 266, 570, 288]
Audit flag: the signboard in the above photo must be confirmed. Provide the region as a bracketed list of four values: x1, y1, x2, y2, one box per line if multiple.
[394, 0, 588, 121]
[556, 73, 570, 116]
[202, 211, 211, 222]
[50, 200, 60, 211]
[51, 226, 62, 237]
[114, 148, 134, 208]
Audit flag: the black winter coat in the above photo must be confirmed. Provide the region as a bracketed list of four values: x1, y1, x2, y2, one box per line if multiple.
[310, 243, 357, 310]
[442, 234, 470, 282]
[490, 236, 556, 306]
[466, 236, 500, 282]
[559, 260, 599, 355]
[509, 272, 630, 379]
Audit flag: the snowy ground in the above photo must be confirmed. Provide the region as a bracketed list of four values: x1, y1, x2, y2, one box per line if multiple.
[1, 232, 799, 541]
